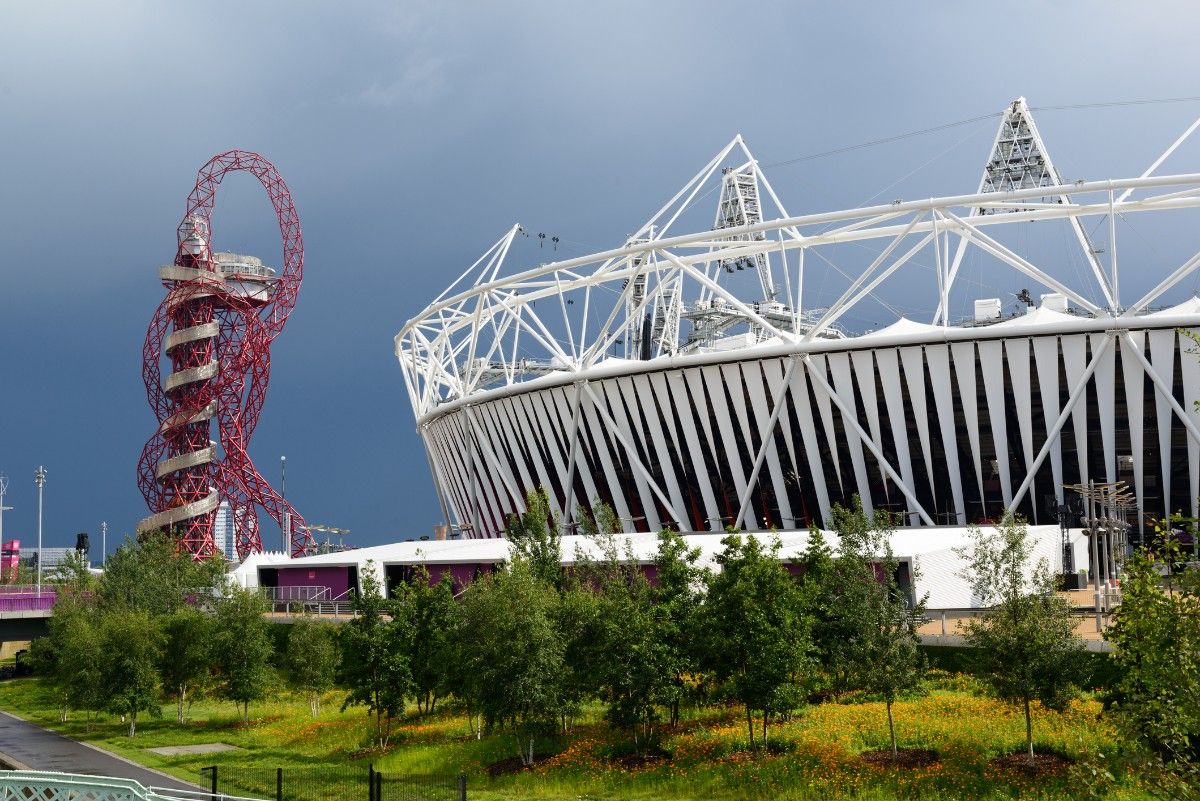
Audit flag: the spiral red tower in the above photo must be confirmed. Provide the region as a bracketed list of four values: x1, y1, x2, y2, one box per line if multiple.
[138, 150, 314, 559]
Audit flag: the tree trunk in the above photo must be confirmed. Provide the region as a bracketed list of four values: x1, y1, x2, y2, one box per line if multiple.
[128, 711, 136, 738]
[1024, 696, 1034, 765]
[243, 701, 250, 724]
[887, 700, 897, 756]
[178, 685, 186, 723]
[745, 705, 756, 752]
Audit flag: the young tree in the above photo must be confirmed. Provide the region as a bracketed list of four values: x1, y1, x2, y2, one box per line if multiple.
[456, 558, 564, 766]
[1106, 527, 1200, 795]
[212, 586, 274, 723]
[100, 609, 164, 736]
[702, 533, 812, 752]
[834, 498, 927, 756]
[339, 563, 412, 746]
[957, 514, 1086, 765]
[285, 615, 339, 717]
[99, 534, 226, 615]
[505, 488, 562, 588]
[161, 606, 213, 722]
[573, 511, 680, 753]
[405, 567, 455, 716]
[36, 605, 104, 724]
[651, 528, 704, 727]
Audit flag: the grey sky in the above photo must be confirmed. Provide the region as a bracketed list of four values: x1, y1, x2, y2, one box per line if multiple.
[3, 1, 1200, 551]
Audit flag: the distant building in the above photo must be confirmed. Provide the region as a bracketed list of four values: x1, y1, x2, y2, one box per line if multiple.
[212, 501, 239, 562]
[19, 547, 85, 571]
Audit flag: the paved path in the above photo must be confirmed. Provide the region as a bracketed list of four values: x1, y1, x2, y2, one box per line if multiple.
[0, 710, 203, 792]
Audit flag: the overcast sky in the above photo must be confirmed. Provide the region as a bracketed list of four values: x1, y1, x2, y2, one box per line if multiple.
[3, 1, 1200, 553]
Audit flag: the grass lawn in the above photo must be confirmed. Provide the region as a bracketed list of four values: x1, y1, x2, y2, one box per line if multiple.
[0, 674, 1154, 801]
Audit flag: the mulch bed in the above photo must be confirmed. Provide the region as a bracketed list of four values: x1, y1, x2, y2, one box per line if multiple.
[990, 751, 1074, 777]
[861, 748, 940, 768]
[607, 747, 672, 769]
[485, 754, 555, 777]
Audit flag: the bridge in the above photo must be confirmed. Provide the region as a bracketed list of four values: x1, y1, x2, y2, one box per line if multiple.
[0, 587, 53, 659]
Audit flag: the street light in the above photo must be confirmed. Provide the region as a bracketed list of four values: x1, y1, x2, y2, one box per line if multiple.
[0, 473, 11, 546]
[280, 456, 287, 554]
[34, 466, 46, 595]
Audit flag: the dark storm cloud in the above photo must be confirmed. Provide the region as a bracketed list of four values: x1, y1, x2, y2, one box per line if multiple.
[3, 0, 1200, 550]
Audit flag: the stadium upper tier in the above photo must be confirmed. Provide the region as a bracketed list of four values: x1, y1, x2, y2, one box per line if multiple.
[396, 98, 1200, 538]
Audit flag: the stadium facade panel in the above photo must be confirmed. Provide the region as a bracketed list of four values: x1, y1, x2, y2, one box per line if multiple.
[420, 305, 1200, 537]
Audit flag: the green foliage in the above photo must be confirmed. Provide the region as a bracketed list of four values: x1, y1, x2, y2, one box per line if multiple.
[957, 514, 1086, 763]
[832, 497, 927, 756]
[161, 606, 213, 723]
[99, 534, 227, 615]
[212, 586, 274, 723]
[455, 557, 564, 765]
[50, 548, 95, 590]
[1106, 526, 1200, 798]
[99, 608, 164, 736]
[401, 566, 455, 716]
[339, 563, 412, 746]
[285, 615, 339, 717]
[701, 533, 813, 751]
[651, 528, 705, 726]
[572, 507, 688, 752]
[505, 487, 562, 588]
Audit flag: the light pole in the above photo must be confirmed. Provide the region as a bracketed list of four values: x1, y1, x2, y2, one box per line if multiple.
[34, 466, 46, 595]
[0, 474, 10, 546]
[101, 521, 107, 567]
[280, 455, 287, 554]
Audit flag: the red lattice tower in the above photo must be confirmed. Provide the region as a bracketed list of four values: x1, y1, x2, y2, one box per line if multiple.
[138, 151, 314, 559]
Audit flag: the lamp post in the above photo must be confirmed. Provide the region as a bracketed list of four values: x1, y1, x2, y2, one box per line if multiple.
[280, 455, 287, 554]
[34, 466, 46, 595]
[101, 521, 107, 567]
[0, 474, 10, 546]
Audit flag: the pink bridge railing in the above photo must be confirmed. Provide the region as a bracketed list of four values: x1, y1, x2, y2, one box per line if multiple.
[0, 586, 57, 612]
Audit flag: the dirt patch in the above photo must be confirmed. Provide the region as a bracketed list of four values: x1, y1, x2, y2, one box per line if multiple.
[607, 747, 671, 770]
[486, 754, 555, 777]
[990, 751, 1074, 777]
[861, 748, 940, 768]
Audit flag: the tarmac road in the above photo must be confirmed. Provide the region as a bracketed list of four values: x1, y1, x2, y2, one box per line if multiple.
[0, 710, 202, 792]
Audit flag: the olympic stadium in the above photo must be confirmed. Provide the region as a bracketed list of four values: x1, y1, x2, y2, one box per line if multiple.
[394, 98, 1200, 544]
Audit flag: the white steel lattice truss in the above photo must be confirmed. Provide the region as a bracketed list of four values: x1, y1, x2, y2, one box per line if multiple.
[397, 99, 1200, 537]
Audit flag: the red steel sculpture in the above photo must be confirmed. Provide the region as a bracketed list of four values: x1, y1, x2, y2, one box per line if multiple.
[138, 151, 314, 559]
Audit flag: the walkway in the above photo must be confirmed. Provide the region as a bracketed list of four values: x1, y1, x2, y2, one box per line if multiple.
[0, 710, 201, 792]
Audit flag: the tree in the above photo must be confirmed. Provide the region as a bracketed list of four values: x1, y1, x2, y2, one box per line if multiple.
[404, 567, 455, 716]
[35, 604, 104, 724]
[505, 488, 562, 588]
[161, 606, 213, 723]
[285, 615, 339, 717]
[957, 514, 1086, 765]
[573, 512, 680, 753]
[651, 528, 704, 727]
[833, 498, 926, 756]
[456, 558, 564, 766]
[702, 533, 812, 752]
[99, 533, 226, 615]
[339, 563, 412, 746]
[212, 586, 274, 723]
[1106, 526, 1200, 796]
[99, 609, 164, 736]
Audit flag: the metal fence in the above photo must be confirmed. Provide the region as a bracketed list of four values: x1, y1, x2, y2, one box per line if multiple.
[200, 766, 465, 801]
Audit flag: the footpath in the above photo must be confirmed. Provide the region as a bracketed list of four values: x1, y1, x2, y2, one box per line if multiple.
[0, 710, 201, 792]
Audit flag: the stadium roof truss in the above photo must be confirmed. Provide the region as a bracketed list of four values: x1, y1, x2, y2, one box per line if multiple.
[397, 99, 1200, 531]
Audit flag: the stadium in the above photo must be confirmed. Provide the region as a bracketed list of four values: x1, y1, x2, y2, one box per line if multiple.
[394, 98, 1200, 544]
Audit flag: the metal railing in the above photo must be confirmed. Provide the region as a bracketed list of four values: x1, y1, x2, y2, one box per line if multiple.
[201, 765, 466, 801]
[0, 770, 269, 801]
